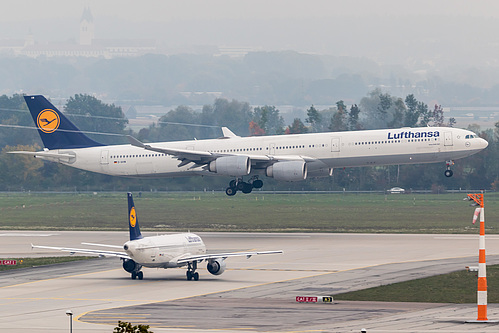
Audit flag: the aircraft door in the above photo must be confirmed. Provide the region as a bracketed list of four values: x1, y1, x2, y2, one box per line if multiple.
[100, 150, 109, 165]
[331, 138, 340, 152]
[444, 132, 453, 146]
[269, 143, 275, 155]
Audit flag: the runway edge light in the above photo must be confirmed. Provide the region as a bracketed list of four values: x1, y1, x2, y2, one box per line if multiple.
[464, 192, 499, 323]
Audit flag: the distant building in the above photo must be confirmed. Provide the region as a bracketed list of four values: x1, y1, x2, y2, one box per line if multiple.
[0, 6, 156, 59]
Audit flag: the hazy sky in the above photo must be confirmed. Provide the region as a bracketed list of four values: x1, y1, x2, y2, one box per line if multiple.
[3, 0, 499, 22]
[2, 0, 499, 67]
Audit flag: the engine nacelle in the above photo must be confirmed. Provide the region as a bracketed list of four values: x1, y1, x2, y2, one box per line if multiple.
[209, 156, 251, 176]
[307, 167, 333, 178]
[207, 258, 226, 275]
[122, 259, 142, 273]
[266, 161, 307, 181]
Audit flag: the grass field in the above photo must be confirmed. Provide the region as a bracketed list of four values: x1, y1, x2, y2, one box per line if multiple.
[0, 191, 497, 233]
[335, 264, 499, 303]
[0, 256, 95, 272]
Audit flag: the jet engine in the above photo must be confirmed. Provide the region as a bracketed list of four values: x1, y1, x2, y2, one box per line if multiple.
[207, 258, 226, 275]
[307, 167, 333, 178]
[266, 161, 307, 181]
[209, 156, 251, 176]
[122, 259, 142, 273]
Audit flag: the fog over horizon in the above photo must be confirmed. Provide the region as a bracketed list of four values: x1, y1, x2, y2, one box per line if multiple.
[2, 0, 499, 68]
[1, 0, 499, 131]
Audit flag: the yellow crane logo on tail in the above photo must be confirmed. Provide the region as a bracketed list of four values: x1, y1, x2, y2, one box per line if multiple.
[36, 109, 60, 133]
[129, 207, 137, 227]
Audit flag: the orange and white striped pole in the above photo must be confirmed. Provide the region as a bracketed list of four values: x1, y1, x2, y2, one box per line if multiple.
[468, 193, 488, 321]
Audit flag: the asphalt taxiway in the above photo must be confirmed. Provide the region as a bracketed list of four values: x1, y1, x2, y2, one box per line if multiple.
[1, 231, 499, 332]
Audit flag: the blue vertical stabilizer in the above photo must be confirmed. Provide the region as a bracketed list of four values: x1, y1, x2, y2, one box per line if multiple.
[128, 192, 143, 241]
[24, 95, 105, 150]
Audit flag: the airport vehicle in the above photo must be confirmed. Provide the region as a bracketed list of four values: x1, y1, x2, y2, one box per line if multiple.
[11, 95, 488, 195]
[32, 193, 282, 280]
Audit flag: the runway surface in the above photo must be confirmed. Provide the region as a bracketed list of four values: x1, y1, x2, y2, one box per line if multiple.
[2, 231, 499, 332]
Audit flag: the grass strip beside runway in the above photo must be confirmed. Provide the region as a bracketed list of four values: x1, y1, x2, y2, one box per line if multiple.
[335, 264, 499, 303]
[0, 192, 497, 233]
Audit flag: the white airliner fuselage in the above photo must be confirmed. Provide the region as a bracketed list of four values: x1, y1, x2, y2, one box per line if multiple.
[37, 127, 486, 178]
[13, 96, 489, 195]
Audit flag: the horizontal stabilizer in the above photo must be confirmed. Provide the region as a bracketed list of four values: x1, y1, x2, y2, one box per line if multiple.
[8, 151, 75, 159]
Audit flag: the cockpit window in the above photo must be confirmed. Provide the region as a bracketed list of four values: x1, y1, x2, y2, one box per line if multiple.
[465, 134, 478, 139]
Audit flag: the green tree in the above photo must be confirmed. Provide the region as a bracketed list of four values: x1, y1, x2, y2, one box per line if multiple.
[417, 101, 431, 126]
[285, 118, 308, 134]
[114, 320, 153, 333]
[201, 98, 253, 136]
[432, 104, 444, 126]
[252, 105, 284, 135]
[0, 94, 39, 148]
[348, 104, 361, 130]
[329, 100, 348, 131]
[305, 105, 322, 132]
[65, 94, 128, 144]
[404, 94, 420, 127]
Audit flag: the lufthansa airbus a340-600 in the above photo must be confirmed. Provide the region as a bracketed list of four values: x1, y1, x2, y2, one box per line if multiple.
[11, 95, 488, 195]
[32, 192, 282, 280]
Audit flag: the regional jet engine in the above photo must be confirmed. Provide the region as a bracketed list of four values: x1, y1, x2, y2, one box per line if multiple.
[122, 259, 142, 273]
[207, 258, 226, 275]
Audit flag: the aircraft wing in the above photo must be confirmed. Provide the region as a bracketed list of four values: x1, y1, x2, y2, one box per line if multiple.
[31, 244, 130, 259]
[127, 135, 316, 168]
[176, 250, 283, 264]
[127, 135, 215, 165]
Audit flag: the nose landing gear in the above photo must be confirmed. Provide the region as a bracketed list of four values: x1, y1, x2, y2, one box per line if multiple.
[186, 261, 199, 281]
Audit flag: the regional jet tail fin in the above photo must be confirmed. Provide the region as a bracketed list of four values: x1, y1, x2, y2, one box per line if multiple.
[128, 192, 143, 241]
[24, 95, 105, 150]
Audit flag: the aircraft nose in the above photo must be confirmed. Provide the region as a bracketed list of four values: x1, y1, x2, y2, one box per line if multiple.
[479, 137, 489, 149]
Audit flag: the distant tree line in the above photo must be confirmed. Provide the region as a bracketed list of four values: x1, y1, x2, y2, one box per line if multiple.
[0, 91, 497, 192]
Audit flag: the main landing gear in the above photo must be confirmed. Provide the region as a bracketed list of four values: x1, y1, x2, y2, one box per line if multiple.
[186, 261, 199, 281]
[131, 271, 143, 280]
[444, 160, 454, 177]
[225, 176, 264, 196]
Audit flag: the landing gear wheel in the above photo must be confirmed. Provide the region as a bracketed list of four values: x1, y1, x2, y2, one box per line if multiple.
[137, 271, 143, 280]
[187, 271, 193, 281]
[131, 272, 137, 280]
[226, 187, 237, 196]
[241, 182, 253, 194]
[236, 181, 245, 191]
[444, 169, 453, 177]
[229, 179, 237, 188]
[193, 272, 199, 281]
[252, 179, 263, 189]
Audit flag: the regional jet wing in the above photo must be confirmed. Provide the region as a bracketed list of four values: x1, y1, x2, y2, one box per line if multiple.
[176, 250, 283, 264]
[31, 244, 130, 259]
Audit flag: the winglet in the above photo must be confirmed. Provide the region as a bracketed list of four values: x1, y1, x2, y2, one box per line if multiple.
[127, 135, 147, 148]
[128, 192, 143, 241]
[221, 127, 239, 138]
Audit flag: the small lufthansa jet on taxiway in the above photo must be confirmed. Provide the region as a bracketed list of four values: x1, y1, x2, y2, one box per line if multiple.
[11, 95, 488, 195]
[32, 193, 282, 280]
